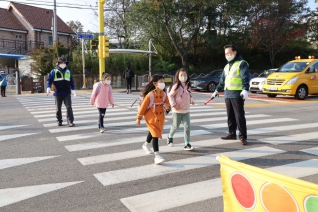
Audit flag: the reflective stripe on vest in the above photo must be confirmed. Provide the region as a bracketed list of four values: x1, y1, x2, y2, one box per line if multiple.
[224, 61, 244, 90]
[54, 69, 71, 81]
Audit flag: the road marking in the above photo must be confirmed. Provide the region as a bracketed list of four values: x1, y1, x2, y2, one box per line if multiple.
[0, 181, 83, 207]
[0, 125, 26, 130]
[201, 118, 297, 129]
[190, 114, 270, 123]
[77, 130, 211, 165]
[258, 131, 318, 145]
[300, 147, 318, 156]
[0, 156, 59, 170]
[120, 159, 318, 212]
[94, 146, 284, 186]
[0, 133, 38, 142]
[33, 108, 128, 118]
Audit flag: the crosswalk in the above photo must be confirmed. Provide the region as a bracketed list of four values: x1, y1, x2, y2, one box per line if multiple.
[1, 92, 318, 211]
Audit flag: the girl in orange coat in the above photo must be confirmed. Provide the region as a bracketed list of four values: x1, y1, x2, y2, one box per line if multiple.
[136, 74, 170, 165]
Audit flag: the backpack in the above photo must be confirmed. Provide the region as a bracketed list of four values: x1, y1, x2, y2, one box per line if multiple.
[167, 83, 192, 103]
[124, 69, 134, 79]
[138, 91, 170, 115]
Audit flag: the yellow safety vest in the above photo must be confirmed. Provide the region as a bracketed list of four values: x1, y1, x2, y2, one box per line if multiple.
[224, 61, 247, 90]
[54, 69, 71, 81]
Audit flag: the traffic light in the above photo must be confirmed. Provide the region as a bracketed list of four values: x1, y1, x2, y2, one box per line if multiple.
[90, 40, 98, 57]
[103, 36, 110, 58]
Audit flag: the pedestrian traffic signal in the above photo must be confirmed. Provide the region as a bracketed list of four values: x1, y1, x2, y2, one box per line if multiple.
[90, 40, 99, 58]
[103, 36, 110, 58]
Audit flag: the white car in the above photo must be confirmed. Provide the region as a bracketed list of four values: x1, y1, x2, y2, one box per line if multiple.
[249, 69, 277, 93]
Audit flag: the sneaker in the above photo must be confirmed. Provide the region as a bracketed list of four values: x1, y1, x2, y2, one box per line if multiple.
[154, 154, 165, 165]
[167, 137, 173, 147]
[126, 90, 129, 94]
[142, 142, 153, 154]
[68, 122, 75, 127]
[184, 144, 194, 151]
[100, 127, 106, 133]
[57, 122, 62, 126]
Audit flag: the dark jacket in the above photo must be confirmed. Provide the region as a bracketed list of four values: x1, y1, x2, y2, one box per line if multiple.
[216, 55, 250, 98]
[123, 69, 135, 79]
[47, 66, 75, 96]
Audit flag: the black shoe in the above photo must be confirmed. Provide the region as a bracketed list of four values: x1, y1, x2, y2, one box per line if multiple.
[57, 122, 62, 126]
[167, 137, 173, 147]
[221, 134, 237, 140]
[240, 138, 247, 145]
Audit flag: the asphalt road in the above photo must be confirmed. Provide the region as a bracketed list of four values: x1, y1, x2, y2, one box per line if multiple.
[1, 90, 318, 212]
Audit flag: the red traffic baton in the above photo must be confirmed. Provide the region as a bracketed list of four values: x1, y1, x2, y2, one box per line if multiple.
[204, 93, 219, 105]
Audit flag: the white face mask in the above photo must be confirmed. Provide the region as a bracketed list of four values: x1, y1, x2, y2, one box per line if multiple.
[179, 76, 187, 83]
[105, 80, 111, 85]
[157, 82, 165, 90]
[225, 54, 235, 62]
[59, 64, 66, 69]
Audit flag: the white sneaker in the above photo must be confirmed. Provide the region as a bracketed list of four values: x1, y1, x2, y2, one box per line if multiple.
[154, 154, 165, 165]
[100, 127, 106, 133]
[184, 144, 194, 151]
[142, 142, 153, 154]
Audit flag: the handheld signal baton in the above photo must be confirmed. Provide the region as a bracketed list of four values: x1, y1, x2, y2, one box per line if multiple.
[204, 94, 219, 105]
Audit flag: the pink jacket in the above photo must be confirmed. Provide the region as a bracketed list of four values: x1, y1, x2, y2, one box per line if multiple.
[90, 82, 114, 108]
[168, 83, 193, 113]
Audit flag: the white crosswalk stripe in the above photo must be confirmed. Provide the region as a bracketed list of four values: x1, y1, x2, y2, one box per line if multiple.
[8, 94, 318, 211]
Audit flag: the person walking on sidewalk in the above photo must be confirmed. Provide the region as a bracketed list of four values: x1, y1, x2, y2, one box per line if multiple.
[122, 66, 134, 94]
[90, 73, 115, 133]
[0, 71, 7, 97]
[167, 68, 195, 150]
[136, 74, 170, 165]
[47, 57, 76, 127]
[211, 44, 249, 145]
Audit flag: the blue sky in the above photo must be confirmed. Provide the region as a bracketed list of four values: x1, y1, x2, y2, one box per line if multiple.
[0, 1, 317, 34]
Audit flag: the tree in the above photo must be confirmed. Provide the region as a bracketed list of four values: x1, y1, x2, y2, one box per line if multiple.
[67, 20, 85, 47]
[130, 0, 217, 72]
[248, 0, 309, 68]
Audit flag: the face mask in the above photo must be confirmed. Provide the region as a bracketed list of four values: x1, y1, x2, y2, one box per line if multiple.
[157, 82, 165, 90]
[226, 54, 235, 61]
[179, 76, 187, 83]
[59, 64, 66, 69]
[105, 80, 111, 85]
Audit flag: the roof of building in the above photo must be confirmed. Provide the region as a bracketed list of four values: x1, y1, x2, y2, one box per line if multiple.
[0, 8, 27, 31]
[9, 2, 75, 34]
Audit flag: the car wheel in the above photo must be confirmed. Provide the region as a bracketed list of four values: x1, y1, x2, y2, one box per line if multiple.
[267, 94, 277, 98]
[294, 85, 307, 100]
[250, 91, 256, 93]
[207, 82, 216, 92]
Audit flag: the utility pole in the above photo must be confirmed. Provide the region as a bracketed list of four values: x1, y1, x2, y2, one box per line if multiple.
[82, 39, 86, 89]
[98, 0, 106, 80]
[53, 0, 58, 44]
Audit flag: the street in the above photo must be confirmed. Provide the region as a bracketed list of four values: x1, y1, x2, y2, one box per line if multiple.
[1, 91, 318, 212]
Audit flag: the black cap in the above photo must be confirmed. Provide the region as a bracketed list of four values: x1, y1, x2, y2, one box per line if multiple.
[57, 57, 68, 64]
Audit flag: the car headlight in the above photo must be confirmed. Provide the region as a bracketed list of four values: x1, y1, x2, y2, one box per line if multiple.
[286, 76, 298, 85]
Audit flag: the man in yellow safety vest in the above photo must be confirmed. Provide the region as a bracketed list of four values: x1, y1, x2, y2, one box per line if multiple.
[47, 57, 76, 127]
[211, 44, 250, 145]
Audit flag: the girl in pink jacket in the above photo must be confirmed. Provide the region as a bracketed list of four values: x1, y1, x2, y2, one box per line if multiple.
[167, 68, 195, 150]
[90, 73, 115, 133]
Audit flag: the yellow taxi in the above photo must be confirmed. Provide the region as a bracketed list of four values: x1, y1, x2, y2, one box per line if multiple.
[262, 56, 318, 100]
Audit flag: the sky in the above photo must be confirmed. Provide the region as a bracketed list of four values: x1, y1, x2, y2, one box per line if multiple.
[0, 0, 317, 35]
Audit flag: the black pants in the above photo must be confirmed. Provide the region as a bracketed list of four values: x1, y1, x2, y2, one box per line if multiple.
[55, 95, 74, 124]
[97, 108, 107, 128]
[1, 86, 6, 97]
[146, 131, 159, 152]
[225, 98, 247, 139]
[126, 78, 132, 90]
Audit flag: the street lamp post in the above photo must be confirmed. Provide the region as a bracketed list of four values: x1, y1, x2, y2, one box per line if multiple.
[98, 0, 106, 80]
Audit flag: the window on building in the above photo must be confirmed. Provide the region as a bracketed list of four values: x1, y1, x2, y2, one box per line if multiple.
[48, 36, 53, 45]
[16, 34, 23, 39]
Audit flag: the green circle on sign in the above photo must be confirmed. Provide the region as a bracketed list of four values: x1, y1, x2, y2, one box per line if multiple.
[92, 51, 97, 56]
[305, 196, 318, 212]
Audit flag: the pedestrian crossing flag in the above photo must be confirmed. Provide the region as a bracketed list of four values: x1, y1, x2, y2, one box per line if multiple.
[218, 155, 318, 212]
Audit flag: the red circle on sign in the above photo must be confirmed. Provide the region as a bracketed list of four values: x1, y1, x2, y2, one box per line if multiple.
[231, 172, 256, 209]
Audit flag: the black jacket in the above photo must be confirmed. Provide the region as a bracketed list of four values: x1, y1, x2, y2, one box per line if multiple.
[123, 69, 135, 79]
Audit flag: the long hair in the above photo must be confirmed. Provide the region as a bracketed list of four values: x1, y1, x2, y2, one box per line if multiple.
[142, 74, 164, 96]
[170, 68, 190, 91]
